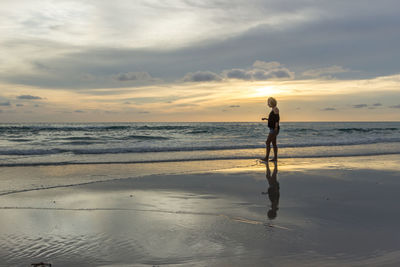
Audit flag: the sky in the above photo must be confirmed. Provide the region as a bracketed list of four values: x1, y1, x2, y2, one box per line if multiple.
[0, 0, 399, 122]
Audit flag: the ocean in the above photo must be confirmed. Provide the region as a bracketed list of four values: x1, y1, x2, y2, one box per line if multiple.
[1, 122, 399, 167]
[1, 122, 400, 266]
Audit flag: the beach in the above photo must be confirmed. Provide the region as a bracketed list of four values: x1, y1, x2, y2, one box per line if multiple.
[2, 0, 400, 265]
[1, 155, 399, 266]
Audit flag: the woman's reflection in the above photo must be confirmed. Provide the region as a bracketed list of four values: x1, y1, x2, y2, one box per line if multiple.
[262, 161, 280, 220]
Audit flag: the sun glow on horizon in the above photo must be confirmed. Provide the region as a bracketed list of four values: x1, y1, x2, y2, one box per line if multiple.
[1, 73, 399, 122]
[252, 85, 277, 98]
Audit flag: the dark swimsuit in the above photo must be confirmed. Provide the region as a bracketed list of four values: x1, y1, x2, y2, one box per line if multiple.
[268, 110, 280, 135]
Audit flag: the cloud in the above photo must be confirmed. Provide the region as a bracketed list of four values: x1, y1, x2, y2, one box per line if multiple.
[223, 61, 294, 81]
[17, 95, 42, 100]
[74, 110, 84, 113]
[224, 68, 293, 81]
[0, 101, 11, 106]
[225, 69, 252, 80]
[353, 104, 368, 108]
[1, 0, 400, 92]
[16, 104, 24, 107]
[322, 107, 336, 111]
[174, 103, 198, 107]
[184, 61, 294, 83]
[373, 103, 382, 106]
[113, 72, 153, 82]
[389, 104, 400, 109]
[302, 65, 349, 78]
[183, 71, 222, 82]
[229, 105, 240, 108]
[0, 0, 318, 51]
[253, 68, 294, 80]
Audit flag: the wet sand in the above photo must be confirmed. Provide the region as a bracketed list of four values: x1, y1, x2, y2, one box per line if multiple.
[0, 155, 400, 266]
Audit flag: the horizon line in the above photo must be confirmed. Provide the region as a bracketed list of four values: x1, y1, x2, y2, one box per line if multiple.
[0, 120, 399, 124]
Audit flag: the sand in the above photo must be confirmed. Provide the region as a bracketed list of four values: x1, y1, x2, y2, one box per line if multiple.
[0, 155, 399, 266]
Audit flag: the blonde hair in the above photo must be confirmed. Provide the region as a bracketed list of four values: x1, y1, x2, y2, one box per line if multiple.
[268, 97, 277, 107]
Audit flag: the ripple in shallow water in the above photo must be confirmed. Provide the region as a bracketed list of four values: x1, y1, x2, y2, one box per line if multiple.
[0, 233, 150, 266]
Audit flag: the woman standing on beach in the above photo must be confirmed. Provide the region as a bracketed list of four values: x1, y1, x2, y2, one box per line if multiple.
[262, 97, 280, 161]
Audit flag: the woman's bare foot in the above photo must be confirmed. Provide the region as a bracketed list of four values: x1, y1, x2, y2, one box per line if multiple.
[261, 157, 269, 161]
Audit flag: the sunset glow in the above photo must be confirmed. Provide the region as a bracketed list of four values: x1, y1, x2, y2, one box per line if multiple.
[0, 0, 399, 122]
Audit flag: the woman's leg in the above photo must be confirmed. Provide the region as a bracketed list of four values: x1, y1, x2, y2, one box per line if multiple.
[271, 135, 278, 161]
[265, 133, 273, 160]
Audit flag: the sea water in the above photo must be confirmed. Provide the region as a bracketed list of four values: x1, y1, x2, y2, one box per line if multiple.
[0, 122, 399, 166]
[1, 122, 400, 265]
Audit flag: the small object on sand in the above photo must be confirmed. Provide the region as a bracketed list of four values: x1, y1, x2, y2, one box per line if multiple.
[31, 262, 52, 267]
[265, 223, 291, 230]
[130, 194, 133, 197]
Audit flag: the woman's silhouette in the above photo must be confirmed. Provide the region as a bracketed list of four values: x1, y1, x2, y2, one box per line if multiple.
[262, 97, 280, 161]
[262, 161, 280, 220]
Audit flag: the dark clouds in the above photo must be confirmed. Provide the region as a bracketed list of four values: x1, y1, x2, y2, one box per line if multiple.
[223, 61, 294, 81]
[182, 61, 294, 82]
[322, 107, 336, 111]
[253, 69, 293, 80]
[390, 104, 400, 109]
[353, 104, 368, 108]
[1, 0, 400, 90]
[183, 71, 222, 82]
[113, 72, 153, 81]
[17, 95, 42, 100]
[352, 103, 388, 109]
[0, 101, 11, 106]
[225, 69, 252, 80]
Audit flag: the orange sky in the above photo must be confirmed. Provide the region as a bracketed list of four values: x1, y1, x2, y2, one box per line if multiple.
[1, 75, 399, 122]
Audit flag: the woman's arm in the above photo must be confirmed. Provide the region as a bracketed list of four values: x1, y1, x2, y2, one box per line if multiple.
[273, 108, 279, 130]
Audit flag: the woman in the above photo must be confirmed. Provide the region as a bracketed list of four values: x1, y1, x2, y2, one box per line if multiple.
[262, 97, 280, 161]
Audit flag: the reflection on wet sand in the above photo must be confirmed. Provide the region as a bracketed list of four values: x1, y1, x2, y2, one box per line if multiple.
[262, 161, 280, 220]
[1, 157, 400, 265]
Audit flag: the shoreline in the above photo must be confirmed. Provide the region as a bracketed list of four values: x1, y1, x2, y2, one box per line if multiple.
[1, 154, 400, 199]
[1, 151, 400, 168]
[0, 154, 399, 266]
